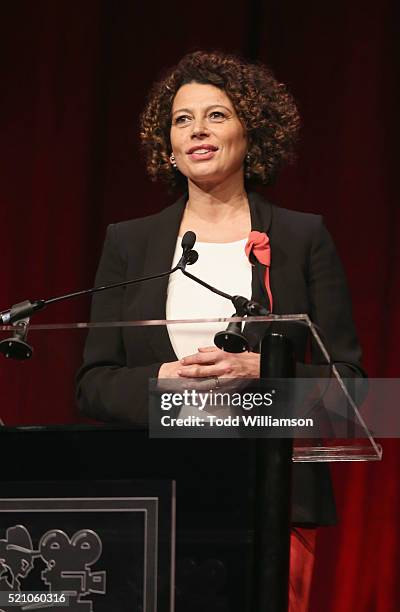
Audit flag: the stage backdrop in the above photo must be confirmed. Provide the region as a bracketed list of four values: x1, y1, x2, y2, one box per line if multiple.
[0, 1, 398, 610]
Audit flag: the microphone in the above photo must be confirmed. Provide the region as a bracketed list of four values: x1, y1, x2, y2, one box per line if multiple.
[0, 232, 199, 326]
[0, 231, 199, 359]
[177, 231, 198, 269]
[182, 230, 196, 253]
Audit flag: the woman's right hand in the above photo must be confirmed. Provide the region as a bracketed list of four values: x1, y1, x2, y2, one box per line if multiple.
[158, 361, 182, 378]
[157, 360, 221, 393]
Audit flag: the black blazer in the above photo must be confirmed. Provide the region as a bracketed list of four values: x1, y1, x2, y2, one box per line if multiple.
[77, 191, 364, 525]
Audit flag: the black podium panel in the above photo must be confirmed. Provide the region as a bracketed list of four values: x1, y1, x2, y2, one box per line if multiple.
[0, 427, 257, 612]
[0, 480, 173, 612]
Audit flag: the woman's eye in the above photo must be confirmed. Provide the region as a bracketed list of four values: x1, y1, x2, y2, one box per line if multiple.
[209, 111, 225, 120]
[174, 115, 191, 125]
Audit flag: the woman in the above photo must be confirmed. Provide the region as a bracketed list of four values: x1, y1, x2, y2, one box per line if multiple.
[77, 51, 364, 610]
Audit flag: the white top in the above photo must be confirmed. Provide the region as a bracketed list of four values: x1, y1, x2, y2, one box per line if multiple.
[166, 238, 252, 359]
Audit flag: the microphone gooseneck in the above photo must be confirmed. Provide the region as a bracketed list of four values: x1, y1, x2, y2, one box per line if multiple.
[0, 231, 200, 327]
[177, 238, 269, 352]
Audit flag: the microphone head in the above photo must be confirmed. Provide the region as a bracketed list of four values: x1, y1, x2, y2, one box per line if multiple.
[185, 250, 198, 265]
[181, 231, 196, 253]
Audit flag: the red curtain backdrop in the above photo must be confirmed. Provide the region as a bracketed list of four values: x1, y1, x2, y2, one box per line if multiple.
[0, 1, 398, 610]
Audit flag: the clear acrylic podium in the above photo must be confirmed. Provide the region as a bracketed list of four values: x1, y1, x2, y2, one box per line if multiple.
[0, 313, 382, 462]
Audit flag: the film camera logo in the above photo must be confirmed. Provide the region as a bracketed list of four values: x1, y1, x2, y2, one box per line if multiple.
[0, 525, 106, 611]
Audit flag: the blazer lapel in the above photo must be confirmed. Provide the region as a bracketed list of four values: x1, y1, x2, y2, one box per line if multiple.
[137, 194, 187, 362]
[248, 191, 273, 308]
[245, 191, 274, 349]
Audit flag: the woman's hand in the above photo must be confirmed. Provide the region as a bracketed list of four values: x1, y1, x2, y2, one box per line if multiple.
[177, 346, 260, 379]
[158, 360, 183, 379]
[158, 355, 233, 392]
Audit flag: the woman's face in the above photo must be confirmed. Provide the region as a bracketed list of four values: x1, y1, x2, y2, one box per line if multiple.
[170, 82, 247, 187]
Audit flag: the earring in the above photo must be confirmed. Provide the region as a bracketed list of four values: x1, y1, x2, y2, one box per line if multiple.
[244, 152, 251, 178]
[170, 154, 177, 169]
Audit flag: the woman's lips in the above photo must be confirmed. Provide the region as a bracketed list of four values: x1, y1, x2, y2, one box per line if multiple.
[187, 148, 218, 161]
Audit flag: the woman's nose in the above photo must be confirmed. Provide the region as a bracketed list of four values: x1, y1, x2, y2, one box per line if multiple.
[190, 118, 209, 138]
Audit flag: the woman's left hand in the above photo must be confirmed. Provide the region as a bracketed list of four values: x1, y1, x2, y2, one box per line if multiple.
[178, 346, 260, 379]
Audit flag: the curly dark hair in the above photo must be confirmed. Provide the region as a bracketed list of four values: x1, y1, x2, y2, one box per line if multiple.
[139, 51, 300, 190]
